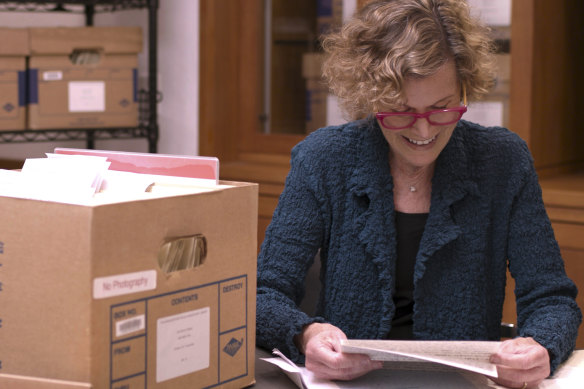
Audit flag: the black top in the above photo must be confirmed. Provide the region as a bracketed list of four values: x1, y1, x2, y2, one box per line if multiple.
[387, 211, 429, 340]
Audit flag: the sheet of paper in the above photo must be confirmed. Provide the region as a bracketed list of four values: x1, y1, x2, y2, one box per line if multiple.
[0, 169, 21, 184]
[100, 170, 221, 195]
[538, 350, 584, 389]
[262, 349, 584, 389]
[45, 153, 110, 193]
[2, 154, 112, 204]
[100, 170, 156, 193]
[261, 349, 494, 388]
[341, 339, 500, 377]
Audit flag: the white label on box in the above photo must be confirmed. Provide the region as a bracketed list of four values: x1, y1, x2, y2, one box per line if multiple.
[465, 101, 504, 128]
[93, 270, 157, 299]
[68, 81, 106, 112]
[156, 307, 210, 383]
[116, 314, 146, 337]
[467, 0, 511, 26]
[42, 70, 63, 81]
[326, 94, 347, 126]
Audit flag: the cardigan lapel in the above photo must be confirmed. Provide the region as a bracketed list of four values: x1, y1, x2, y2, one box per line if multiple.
[347, 121, 395, 269]
[415, 123, 479, 281]
[347, 121, 397, 335]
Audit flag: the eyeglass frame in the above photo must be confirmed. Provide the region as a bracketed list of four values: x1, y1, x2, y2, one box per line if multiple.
[375, 85, 468, 130]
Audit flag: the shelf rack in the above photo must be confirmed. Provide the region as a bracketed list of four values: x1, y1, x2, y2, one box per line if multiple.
[0, 0, 159, 152]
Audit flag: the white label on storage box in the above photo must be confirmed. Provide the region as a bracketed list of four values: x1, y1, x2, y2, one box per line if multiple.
[116, 314, 146, 337]
[68, 81, 105, 112]
[468, 0, 511, 26]
[156, 307, 210, 383]
[42, 70, 63, 81]
[93, 270, 157, 299]
[465, 101, 504, 128]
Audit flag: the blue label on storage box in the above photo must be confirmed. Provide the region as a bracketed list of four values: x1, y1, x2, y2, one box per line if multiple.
[18, 70, 26, 107]
[27, 68, 38, 104]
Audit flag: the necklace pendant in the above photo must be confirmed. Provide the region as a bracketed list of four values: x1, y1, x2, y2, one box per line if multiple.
[410, 186, 416, 192]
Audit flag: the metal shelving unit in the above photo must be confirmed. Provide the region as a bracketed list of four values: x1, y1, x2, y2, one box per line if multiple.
[0, 0, 159, 152]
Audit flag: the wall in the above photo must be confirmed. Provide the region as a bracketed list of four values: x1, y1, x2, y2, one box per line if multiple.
[0, 0, 200, 162]
[156, 0, 199, 156]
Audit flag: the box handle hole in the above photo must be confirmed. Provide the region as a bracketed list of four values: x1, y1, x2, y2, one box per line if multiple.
[69, 49, 103, 65]
[157, 234, 207, 274]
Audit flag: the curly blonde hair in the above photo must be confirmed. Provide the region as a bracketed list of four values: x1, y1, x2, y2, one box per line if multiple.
[321, 0, 497, 120]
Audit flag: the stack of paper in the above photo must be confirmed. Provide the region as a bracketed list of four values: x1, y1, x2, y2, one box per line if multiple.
[0, 153, 111, 204]
[0, 150, 223, 205]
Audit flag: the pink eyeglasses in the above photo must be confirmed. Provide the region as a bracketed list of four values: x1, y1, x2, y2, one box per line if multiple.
[376, 86, 468, 130]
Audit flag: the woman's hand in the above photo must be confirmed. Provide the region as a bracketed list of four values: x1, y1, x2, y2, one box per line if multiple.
[489, 337, 550, 388]
[295, 322, 383, 380]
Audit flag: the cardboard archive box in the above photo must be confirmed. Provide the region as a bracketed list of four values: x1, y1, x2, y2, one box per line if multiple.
[0, 28, 28, 131]
[0, 181, 258, 389]
[27, 26, 142, 130]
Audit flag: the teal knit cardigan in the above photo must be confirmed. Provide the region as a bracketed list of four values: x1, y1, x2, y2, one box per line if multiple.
[256, 118, 581, 372]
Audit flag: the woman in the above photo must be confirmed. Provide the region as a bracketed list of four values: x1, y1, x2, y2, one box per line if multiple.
[256, 1, 581, 388]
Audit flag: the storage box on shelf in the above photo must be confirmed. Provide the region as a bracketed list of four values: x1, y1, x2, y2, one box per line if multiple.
[0, 28, 28, 131]
[27, 26, 142, 130]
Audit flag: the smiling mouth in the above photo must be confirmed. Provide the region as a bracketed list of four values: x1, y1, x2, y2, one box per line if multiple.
[405, 135, 437, 145]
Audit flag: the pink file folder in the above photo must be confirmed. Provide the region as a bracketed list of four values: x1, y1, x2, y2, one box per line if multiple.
[54, 148, 219, 184]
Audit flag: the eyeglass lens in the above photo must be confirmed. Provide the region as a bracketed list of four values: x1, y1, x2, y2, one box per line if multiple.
[381, 110, 462, 129]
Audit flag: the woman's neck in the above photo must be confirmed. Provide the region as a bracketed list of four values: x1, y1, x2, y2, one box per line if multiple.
[390, 155, 434, 213]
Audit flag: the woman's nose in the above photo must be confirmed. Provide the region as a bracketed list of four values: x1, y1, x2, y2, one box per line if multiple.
[411, 117, 434, 138]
